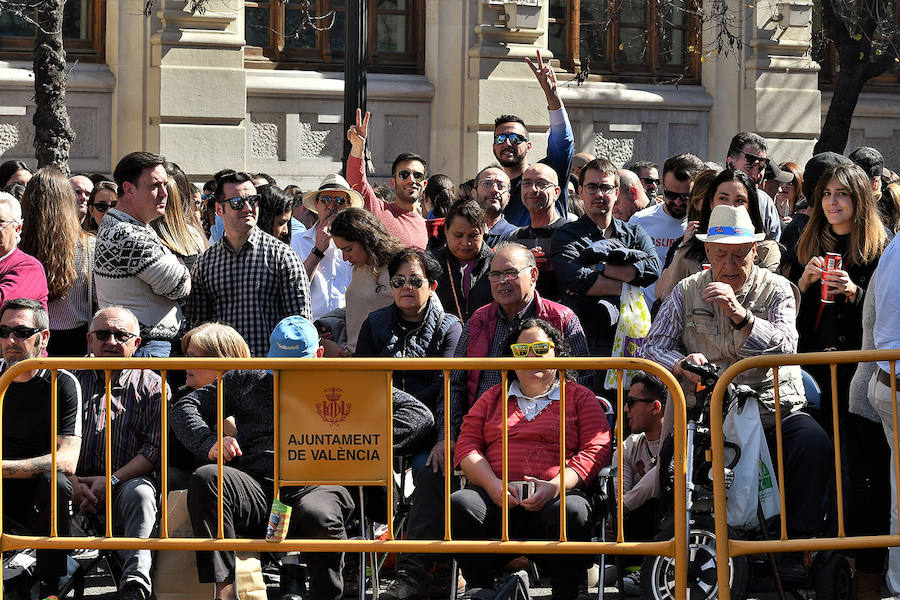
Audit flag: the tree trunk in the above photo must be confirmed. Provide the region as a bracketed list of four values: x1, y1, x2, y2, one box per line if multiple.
[32, 0, 74, 173]
[813, 64, 868, 155]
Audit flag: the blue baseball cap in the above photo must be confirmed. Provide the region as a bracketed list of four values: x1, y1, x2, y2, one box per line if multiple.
[268, 316, 319, 359]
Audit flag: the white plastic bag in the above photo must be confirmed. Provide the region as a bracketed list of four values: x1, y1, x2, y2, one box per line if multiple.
[723, 398, 780, 529]
[603, 283, 652, 390]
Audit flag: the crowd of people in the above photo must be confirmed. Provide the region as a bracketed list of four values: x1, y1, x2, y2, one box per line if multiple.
[2, 51, 900, 600]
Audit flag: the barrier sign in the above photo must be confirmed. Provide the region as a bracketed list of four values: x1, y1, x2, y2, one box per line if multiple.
[277, 370, 390, 484]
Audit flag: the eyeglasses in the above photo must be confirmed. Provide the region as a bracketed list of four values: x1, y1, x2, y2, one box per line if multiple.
[89, 200, 118, 212]
[0, 325, 42, 339]
[201, 193, 215, 201]
[90, 329, 138, 343]
[510, 341, 555, 357]
[494, 133, 529, 145]
[398, 170, 426, 182]
[390, 274, 427, 289]
[640, 177, 661, 187]
[625, 396, 658, 408]
[478, 179, 509, 191]
[219, 195, 260, 210]
[317, 194, 349, 207]
[662, 189, 691, 203]
[0, 219, 19, 231]
[487, 266, 532, 283]
[521, 179, 556, 191]
[741, 151, 769, 169]
[582, 183, 617, 196]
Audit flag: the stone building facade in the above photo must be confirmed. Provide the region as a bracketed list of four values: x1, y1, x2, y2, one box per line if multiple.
[0, 0, 897, 183]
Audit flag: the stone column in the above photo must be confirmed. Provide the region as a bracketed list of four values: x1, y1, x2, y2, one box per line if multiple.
[148, 0, 247, 177]
[702, 0, 819, 163]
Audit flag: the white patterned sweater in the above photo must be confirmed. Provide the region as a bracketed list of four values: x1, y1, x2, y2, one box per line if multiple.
[94, 208, 191, 341]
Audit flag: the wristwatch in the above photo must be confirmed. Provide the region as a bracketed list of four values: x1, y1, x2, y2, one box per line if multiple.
[730, 311, 751, 330]
[311, 246, 326, 259]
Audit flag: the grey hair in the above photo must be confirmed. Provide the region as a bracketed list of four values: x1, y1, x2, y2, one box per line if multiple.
[0, 192, 22, 222]
[493, 241, 537, 269]
[90, 306, 140, 335]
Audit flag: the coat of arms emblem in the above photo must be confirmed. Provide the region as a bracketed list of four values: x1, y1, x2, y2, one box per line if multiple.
[317, 387, 351, 427]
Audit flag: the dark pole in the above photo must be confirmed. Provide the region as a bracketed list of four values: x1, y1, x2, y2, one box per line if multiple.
[342, 0, 368, 176]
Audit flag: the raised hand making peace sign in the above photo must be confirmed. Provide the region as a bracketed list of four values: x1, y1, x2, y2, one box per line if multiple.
[347, 108, 370, 159]
[525, 50, 561, 111]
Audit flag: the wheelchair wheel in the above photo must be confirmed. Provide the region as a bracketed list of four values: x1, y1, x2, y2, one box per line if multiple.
[813, 553, 851, 600]
[640, 515, 749, 600]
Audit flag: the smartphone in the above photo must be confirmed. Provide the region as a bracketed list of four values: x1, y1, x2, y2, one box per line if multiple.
[512, 480, 535, 500]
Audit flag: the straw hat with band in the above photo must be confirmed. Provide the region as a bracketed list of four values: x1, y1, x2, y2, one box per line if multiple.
[695, 205, 766, 244]
[301, 174, 364, 213]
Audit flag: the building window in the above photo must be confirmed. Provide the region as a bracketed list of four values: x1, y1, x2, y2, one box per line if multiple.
[548, 0, 701, 83]
[814, 1, 900, 87]
[0, 0, 105, 61]
[245, 0, 424, 73]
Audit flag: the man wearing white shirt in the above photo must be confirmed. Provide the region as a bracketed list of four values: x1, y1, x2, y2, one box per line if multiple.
[291, 174, 359, 320]
[629, 153, 703, 306]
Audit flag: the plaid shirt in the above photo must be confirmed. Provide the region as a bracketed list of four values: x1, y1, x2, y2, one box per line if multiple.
[187, 228, 312, 356]
[439, 295, 591, 439]
[75, 369, 165, 475]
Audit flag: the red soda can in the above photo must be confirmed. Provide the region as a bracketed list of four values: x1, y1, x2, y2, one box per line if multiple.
[821, 252, 842, 303]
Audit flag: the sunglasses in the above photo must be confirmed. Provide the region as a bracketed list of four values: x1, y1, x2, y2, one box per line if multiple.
[398, 170, 426, 182]
[662, 189, 691, 203]
[494, 133, 529, 145]
[91, 329, 138, 343]
[219, 195, 260, 210]
[625, 396, 658, 408]
[640, 177, 661, 186]
[390, 274, 427, 289]
[741, 151, 769, 168]
[0, 325, 42, 340]
[89, 200, 118, 212]
[510, 341, 555, 358]
[318, 194, 349, 207]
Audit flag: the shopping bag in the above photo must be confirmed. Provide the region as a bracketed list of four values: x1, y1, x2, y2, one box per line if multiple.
[604, 283, 652, 390]
[153, 490, 216, 600]
[722, 398, 781, 529]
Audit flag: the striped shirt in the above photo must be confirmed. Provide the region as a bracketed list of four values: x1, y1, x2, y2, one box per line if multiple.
[75, 368, 164, 475]
[49, 235, 95, 331]
[187, 227, 313, 357]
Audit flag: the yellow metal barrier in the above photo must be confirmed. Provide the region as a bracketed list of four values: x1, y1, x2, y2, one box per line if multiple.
[710, 349, 900, 600]
[0, 356, 689, 598]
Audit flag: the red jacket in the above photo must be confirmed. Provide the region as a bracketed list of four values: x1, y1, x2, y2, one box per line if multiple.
[464, 292, 577, 407]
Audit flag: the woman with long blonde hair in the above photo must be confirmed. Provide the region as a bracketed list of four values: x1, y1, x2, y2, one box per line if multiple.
[151, 164, 207, 271]
[20, 166, 95, 356]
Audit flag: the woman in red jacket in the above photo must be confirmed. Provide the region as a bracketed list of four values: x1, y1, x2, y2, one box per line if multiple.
[450, 318, 611, 600]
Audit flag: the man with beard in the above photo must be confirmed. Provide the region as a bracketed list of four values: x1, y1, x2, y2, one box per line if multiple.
[187, 171, 312, 357]
[510, 163, 568, 300]
[346, 109, 428, 249]
[551, 158, 661, 387]
[0, 298, 82, 598]
[474, 165, 518, 246]
[629, 153, 704, 305]
[493, 51, 573, 227]
[628, 160, 660, 200]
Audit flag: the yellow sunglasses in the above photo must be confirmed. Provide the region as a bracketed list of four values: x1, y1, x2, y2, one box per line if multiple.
[510, 341, 555, 358]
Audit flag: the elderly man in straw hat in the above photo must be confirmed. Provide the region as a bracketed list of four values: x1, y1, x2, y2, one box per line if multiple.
[641, 204, 833, 544]
[291, 174, 363, 321]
